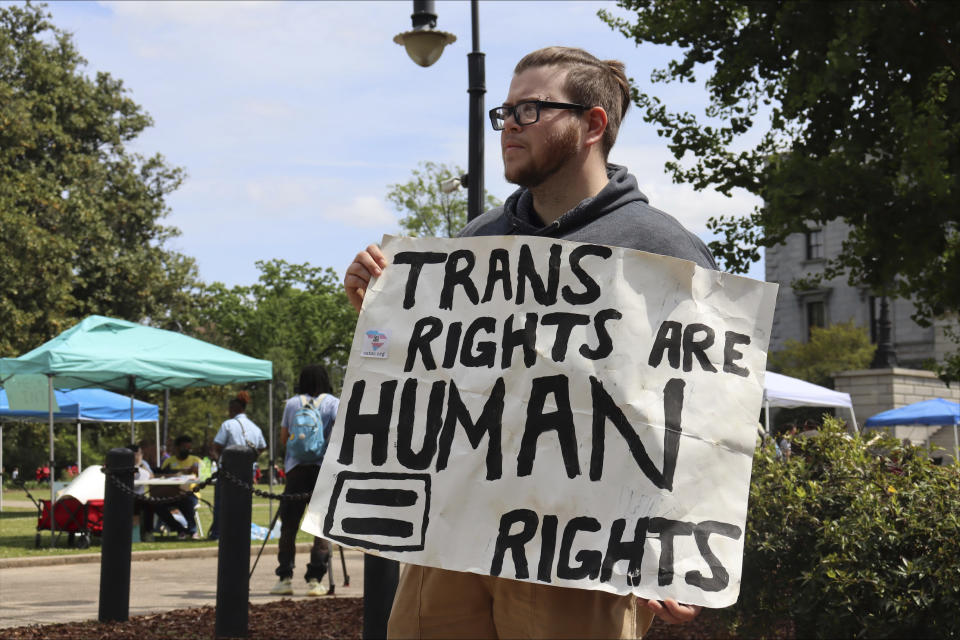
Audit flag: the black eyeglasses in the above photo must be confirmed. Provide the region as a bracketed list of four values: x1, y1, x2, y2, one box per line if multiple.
[488, 99, 586, 131]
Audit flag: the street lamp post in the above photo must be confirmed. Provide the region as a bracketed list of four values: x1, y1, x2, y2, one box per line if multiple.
[395, 0, 485, 222]
[871, 295, 898, 368]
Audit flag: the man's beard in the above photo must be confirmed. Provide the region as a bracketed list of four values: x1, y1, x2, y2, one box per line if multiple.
[505, 121, 580, 188]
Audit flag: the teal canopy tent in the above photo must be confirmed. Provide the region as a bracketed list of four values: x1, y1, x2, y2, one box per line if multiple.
[0, 316, 273, 545]
[0, 315, 272, 390]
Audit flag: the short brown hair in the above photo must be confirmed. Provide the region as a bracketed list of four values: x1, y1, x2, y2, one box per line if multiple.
[514, 46, 631, 158]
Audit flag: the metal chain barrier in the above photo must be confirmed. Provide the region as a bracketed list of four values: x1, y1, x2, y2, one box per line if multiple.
[101, 466, 219, 505]
[219, 467, 312, 502]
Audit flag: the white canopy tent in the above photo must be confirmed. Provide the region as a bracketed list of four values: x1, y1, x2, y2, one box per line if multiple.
[763, 371, 858, 433]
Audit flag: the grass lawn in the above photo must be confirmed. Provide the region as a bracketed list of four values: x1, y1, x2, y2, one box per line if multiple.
[0, 484, 316, 559]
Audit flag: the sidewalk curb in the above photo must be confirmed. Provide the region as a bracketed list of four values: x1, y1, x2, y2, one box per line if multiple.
[0, 542, 316, 569]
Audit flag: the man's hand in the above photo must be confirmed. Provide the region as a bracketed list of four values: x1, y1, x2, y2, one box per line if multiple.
[343, 244, 388, 313]
[638, 598, 702, 624]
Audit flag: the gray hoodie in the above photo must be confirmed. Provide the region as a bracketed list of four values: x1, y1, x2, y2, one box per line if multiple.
[461, 164, 717, 271]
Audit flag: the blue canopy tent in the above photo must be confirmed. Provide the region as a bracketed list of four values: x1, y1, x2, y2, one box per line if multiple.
[865, 398, 960, 462]
[0, 388, 159, 513]
[0, 388, 158, 422]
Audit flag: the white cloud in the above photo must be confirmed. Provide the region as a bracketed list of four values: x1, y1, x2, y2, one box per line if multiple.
[102, 0, 275, 27]
[612, 144, 762, 234]
[240, 100, 297, 120]
[45, 0, 766, 286]
[244, 177, 318, 210]
[323, 196, 397, 228]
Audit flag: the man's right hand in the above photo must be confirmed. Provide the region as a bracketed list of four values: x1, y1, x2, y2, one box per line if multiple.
[343, 244, 388, 313]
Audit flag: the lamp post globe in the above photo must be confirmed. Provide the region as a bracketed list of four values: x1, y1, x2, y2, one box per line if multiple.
[393, 29, 456, 68]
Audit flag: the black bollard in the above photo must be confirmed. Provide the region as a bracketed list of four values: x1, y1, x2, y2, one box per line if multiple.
[99, 447, 136, 622]
[215, 445, 256, 639]
[363, 554, 399, 640]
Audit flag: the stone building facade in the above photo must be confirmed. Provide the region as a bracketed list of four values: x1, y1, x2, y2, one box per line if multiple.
[765, 218, 954, 367]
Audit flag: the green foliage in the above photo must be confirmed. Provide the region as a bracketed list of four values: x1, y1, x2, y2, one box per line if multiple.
[769, 320, 876, 387]
[600, 2, 960, 326]
[387, 161, 501, 238]
[157, 259, 358, 450]
[194, 259, 355, 385]
[0, 259, 356, 468]
[726, 416, 960, 638]
[0, 2, 198, 356]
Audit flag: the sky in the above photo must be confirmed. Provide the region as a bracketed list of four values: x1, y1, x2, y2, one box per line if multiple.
[31, 0, 764, 287]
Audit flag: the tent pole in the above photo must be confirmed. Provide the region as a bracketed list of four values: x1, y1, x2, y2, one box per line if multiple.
[48, 375, 56, 547]
[162, 389, 169, 461]
[77, 423, 81, 470]
[155, 420, 160, 468]
[953, 423, 959, 465]
[1, 424, 4, 513]
[764, 399, 770, 435]
[128, 376, 135, 445]
[268, 381, 274, 526]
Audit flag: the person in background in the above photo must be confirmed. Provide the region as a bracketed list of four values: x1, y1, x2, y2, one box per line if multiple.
[801, 418, 820, 435]
[127, 443, 155, 542]
[139, 439, 159, 473]
[154, 435, 201, 540]
[208, 391, 266, 541]
[778, 423, 798, 460]
[271, 364, 339, 597]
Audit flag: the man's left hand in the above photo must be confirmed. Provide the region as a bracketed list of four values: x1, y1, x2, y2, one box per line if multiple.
[638, 598, 702, 624]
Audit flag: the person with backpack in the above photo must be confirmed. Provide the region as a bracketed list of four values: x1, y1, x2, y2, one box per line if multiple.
[270, 364, 339, 597]
[208, 391, 266, 540]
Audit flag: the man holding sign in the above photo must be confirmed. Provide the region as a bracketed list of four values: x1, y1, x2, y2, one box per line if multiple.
[336, 47, 773, 638]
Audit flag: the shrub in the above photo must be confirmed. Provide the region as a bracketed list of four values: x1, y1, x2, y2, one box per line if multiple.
[720, 416, 960, 638]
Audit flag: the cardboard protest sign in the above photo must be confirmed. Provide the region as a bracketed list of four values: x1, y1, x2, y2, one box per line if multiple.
[303, 235, 778, 607]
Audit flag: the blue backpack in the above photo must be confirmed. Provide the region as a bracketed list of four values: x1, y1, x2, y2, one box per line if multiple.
[288, 394, 328, 463]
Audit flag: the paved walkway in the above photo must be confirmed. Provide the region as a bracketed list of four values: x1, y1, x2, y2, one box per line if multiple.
[0, 545, 365, 629]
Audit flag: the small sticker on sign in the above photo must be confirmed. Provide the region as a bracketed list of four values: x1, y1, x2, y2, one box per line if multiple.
[361, 329, 389, 358]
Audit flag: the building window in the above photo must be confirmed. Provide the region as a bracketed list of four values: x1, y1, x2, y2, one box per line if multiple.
[807, 300, 825, 338]
[805, 228, 824, 260]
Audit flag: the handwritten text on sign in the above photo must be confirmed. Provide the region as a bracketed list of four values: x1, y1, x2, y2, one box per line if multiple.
[303, 235, 778, 607]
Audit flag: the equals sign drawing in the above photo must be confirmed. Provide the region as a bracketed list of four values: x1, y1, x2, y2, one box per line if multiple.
[341, 488, 419, 538]
[325, 472, 431, 551]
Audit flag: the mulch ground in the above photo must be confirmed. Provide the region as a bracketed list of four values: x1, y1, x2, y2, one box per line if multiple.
[0, 598, 788, 639]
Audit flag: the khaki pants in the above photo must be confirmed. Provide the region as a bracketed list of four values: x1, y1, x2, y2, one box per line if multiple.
[388, 565, 654, 639]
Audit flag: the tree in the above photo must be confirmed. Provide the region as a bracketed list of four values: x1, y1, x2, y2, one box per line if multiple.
[0, 3, 198, 356]
[193, 259, 357, 392]
[129, 261, 356, 462]
[769, 320, 876, 387]
[387, 161, 502, 238]
[600, 2, 959, 346]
